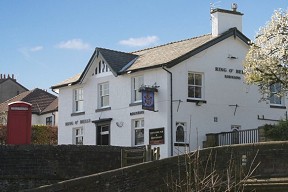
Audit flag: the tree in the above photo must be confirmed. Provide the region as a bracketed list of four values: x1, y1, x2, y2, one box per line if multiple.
[244, 9, 288, 99]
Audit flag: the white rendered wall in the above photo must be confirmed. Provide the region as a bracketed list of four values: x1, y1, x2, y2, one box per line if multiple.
[57, 55, 171, 158]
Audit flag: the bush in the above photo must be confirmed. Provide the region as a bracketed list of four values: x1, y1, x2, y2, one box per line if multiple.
[0, 125, 57, 144]
[264, 120, 288, 141]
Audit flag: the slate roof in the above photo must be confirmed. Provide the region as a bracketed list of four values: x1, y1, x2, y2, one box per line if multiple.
[0, 77, 28, 91]
[52, 28, 250, 89]
[97, 48, 138, 73]
[0, 88, 58, 115]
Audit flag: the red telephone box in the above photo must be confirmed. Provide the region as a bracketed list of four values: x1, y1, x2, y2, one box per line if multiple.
[7, 101, 32, 144]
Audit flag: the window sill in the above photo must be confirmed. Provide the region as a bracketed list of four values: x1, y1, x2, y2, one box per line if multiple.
[270, 105, 286, 109]
[187, 99, 207, 105]
[71, 112, 85, 116]
[129, 102, 142, 107]
[95, 107, 111, 112]
[174, 143, 189, 147]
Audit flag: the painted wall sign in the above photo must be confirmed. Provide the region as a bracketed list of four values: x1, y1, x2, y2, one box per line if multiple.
[215, 67, 243, 80]
[149, 128, 164, 145]
[130, 111, 144, 116]
[65, 119, 91, 126]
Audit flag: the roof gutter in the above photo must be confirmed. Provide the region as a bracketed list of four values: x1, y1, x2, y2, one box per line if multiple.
[162, 65, 173, 157]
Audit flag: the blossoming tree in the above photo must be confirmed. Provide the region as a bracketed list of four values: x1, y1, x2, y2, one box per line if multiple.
[244, 9, 288, 99]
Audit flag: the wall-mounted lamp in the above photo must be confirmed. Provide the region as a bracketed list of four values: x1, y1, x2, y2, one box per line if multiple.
[196, 100, 204, 106]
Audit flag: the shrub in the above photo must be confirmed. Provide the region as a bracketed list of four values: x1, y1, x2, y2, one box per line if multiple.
[0, 125, 57, 145]
[264, 120, 288, 141]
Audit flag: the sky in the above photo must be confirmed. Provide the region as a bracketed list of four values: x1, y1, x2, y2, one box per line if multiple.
[0, 0, 287, 94]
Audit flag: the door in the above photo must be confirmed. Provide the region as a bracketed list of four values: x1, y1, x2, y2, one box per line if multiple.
[97, 124, 110, 145]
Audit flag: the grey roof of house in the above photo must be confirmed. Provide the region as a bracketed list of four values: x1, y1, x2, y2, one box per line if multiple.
[52, 28, 250, 89]
[0, 88, 58, 115]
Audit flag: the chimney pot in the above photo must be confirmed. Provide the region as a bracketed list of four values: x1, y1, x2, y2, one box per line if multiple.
[12, 74, 14, 79]
[3, 74, 6, 79]
[232, 3, 237, 12]
[0, 74, 2, 79]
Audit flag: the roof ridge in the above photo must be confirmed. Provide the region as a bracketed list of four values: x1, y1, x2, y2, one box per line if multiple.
[97, 47, 137, 56]
[131, 33, 211, 53]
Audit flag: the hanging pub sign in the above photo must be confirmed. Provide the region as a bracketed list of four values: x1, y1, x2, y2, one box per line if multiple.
[142, 90, 155, 111]
[140, 84, 158, 112]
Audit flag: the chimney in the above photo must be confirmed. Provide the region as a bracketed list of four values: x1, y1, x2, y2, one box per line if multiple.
[12, 74, 14, 79]
[0, 74, 2, 79]
[3, 74, 5, 79]
[210, 3, 243, 36]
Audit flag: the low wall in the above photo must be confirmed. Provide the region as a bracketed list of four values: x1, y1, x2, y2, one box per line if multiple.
[24, 141, 288, 192]
[0, 145, 141, 192]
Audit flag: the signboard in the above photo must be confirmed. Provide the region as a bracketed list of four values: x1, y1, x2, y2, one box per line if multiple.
[142, 90, 155, 111]
[149, 128, 164, 145]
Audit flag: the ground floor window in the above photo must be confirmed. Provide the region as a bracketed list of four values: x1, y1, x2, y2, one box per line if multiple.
[97, 124, 110, 145]
[132, 118, 144, 146]
[231, 125, 241, 144]
[73, 127, 83, 145]
[176, 122, 187, 143]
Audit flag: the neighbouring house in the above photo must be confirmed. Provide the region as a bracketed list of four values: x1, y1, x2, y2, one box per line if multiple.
[0, 74, 28, 103]
[0, 88, 58, 126]
[51, 6, 288, 158]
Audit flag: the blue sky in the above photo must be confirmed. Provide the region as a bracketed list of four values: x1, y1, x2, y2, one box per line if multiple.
[0, 0, 287, 93]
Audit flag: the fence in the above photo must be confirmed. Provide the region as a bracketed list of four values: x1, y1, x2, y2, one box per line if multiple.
[121, 145, 160, 167]
[203, 129, 260, 147]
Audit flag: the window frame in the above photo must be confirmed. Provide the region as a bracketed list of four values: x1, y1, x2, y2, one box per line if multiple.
[46, 116, 53, 126]
[132, 75, 144, 103]
[74, 88, 84, 112]
[175, 122, 187, 143]
[132, 118, 144, 146]
[73, 127, 84, 145]
[188, 72, 204, 100]
[270, 83, 284, 106]
[99, 82, 109, 108]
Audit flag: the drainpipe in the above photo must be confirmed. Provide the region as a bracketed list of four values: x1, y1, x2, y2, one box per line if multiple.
[162, 66, 173, 157]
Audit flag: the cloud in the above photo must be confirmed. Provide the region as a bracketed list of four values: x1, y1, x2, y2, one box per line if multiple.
[56, 39, 90, 50]
[30, 46, 43, 52]
[119, 36, 159, 47]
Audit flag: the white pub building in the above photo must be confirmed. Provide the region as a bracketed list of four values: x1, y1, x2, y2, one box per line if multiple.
[52, 6, 288, 158]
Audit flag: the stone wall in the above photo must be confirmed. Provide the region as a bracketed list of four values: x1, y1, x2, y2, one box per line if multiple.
[23, 141, 288, 192]
[0, 145, 141, 192]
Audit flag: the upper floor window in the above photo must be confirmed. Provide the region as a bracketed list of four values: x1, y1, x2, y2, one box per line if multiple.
[132, 76, 144, 102]
[99, 82, 109, 108]
[74, 88, 84, 112]
[188, 72, 203, 99]
[46, 116, 53, 126]
[270, 83, 284, 105]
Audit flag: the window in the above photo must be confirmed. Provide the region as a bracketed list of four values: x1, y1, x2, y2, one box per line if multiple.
[99, 82, 109, 108]
[188, 72, 203, 99]
[132, 118, 144, 146]
[74, 88, 84, 112]
[270, 83, 283, 105]
[176, 122, 186, 143]
[97, 124, 110, 145]
[132, 76, 144, 102]
[231, 125, 240, 144]
[73, 128, 84, 145]
[46, 116, 53, 126]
